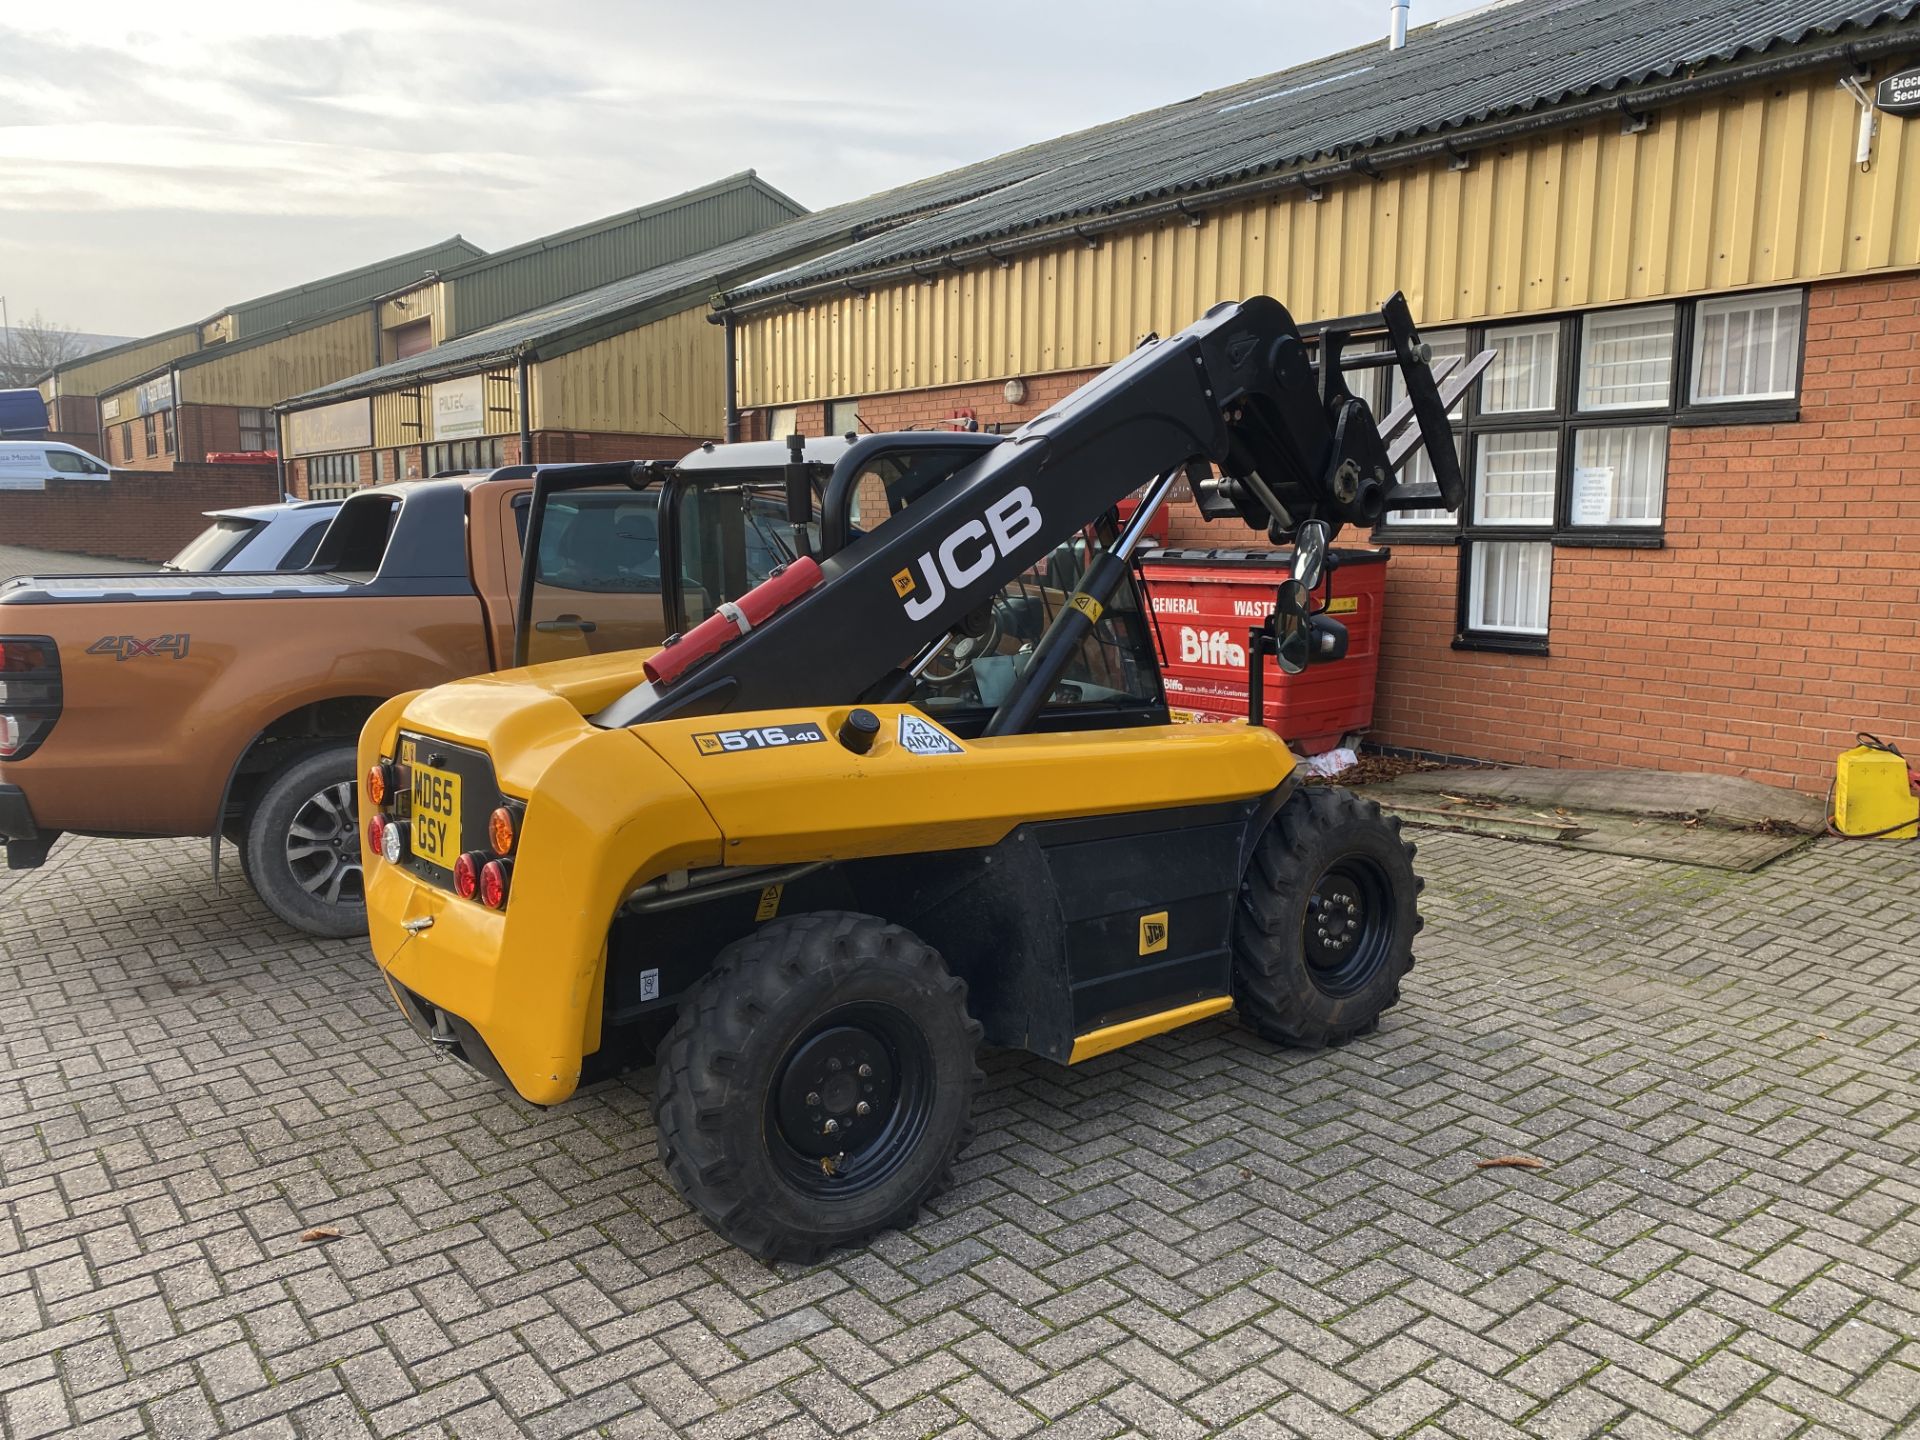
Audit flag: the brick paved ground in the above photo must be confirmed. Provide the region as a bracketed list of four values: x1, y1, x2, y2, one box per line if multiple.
[2, 827, 1916, 1439]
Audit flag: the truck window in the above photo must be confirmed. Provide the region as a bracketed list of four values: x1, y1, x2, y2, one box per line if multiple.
[165, 517, 261, 572]
[911, 517, 1163, 733]
[676, 483, 813, 625]
[309, 495, 399, 579]
[522, 487, 670, 665]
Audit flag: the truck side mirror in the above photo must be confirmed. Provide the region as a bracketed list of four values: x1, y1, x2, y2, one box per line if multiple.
[1291, 519, 1330, 590]
[1275, 578, 1313, 675]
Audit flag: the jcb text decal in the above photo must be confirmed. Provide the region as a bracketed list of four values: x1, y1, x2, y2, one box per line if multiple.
[89, 633, 190, 661]
[692, 722, 826, 755]
[891, 486, 1043, 620]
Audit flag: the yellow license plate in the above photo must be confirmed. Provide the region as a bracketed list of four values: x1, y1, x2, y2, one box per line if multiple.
[410, 764, 461, 867]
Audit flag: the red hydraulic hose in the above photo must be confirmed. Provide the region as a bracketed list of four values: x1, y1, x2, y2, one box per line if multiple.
[644, 557, 824, 687]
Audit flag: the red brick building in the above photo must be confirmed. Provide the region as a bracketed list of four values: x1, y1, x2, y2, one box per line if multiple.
[714, 0, 1920, 793]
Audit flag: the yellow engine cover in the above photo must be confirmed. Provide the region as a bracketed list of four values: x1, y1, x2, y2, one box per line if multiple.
[1833, 745, 1918, 839]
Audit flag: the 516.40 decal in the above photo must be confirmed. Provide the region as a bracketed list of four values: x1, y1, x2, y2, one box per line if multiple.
[89, 633, 190, 661]
[692, 722, 825, 755]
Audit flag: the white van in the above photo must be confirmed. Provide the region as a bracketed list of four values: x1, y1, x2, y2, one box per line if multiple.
[0, 441, 113, 490]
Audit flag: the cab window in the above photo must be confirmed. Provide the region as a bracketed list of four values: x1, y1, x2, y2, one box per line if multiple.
[912, 516, 1164, 733]
[522, 488, 669, 665]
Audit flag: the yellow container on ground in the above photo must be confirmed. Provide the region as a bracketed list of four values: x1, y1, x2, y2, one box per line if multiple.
[1833, 745, 1918, 839]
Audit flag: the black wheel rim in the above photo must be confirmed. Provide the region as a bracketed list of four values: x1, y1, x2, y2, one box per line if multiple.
[766, 1002, 933, 1199]
[1303, 855, 1392, 997]
[284, 779, 363, 907]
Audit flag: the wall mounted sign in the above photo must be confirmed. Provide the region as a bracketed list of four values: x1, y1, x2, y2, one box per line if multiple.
[1879, 66, 1920, 117]
[432, 375, 487, 440]
[286, 397, 373, 457]
[135, 376, 174, 416]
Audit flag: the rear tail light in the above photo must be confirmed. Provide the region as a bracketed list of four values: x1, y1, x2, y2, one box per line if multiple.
[381, 820, 410, 864]
[479, 858, 511, 909]
[366, 763, 394, 807]
[453, 851, 483, 900]
[488, 806, 517, 856]
[367, 814, 388, 855]
[0, 635, 61, 761]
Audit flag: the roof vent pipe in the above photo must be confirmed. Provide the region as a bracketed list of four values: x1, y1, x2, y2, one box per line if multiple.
[1389, 0, 1409, 50]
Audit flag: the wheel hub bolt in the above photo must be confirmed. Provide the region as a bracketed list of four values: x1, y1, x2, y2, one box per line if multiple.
[857, 1064, 872, 1078]
[855, 1101, 871, 1117]
[827, 1058, 842, 1072]
[805, 1091, 820, 1106]
[822, 1118, 839, 1134]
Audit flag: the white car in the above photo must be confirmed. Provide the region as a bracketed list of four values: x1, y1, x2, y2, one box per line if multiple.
[164, 500, 342, 573]
[0, 441, 112, 490]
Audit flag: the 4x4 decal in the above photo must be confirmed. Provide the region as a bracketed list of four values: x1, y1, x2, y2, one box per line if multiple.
[88, 634, 191, 661]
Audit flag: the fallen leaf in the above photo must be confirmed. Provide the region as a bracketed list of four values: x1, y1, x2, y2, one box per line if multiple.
[1474, 1156, 1548, 1171]
[299, 1226, 344, 1243]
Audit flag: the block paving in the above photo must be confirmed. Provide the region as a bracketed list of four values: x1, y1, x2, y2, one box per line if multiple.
[2, 821, 1917, 1438]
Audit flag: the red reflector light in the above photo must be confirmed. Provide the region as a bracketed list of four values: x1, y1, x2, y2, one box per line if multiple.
[453, 851, 481, 899]
[0, 641, 47, 673]
[366, 763, 392, 807]
[488, 806, 516, 856]
[479, 859, 511, 909]
[367, 813, 387, 855]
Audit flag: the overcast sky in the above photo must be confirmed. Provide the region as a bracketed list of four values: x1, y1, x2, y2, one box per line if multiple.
[1, 0, 1487, 337]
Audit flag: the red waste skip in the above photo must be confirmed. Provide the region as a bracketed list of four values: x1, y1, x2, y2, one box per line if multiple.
[1140, 547, 1388, 755]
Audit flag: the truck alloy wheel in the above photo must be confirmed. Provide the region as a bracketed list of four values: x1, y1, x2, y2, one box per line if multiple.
[242, 743, 369, 939]
[1232, 785, 1421, 1047]
[653, 912, 983, 1263]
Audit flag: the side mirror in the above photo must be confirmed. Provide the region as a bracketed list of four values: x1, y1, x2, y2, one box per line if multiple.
[1291, 519, 1330, 590]
[1275, 578, 1313, 675]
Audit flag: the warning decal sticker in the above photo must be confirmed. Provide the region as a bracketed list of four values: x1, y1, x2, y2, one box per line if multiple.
[897, 714, 965, 756]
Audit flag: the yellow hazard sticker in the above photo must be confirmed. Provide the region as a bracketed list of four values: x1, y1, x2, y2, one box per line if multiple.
[755, 883, 784, 922]
[891, 568, 916, 597]
[1070, 593, 1104, 624]
[1326, 595, 1358, 615]
[1138, 911, 1169, 955]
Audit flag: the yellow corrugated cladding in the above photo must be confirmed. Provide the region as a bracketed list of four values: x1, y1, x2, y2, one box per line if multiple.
[46, 331, 198, 399]
[179, 311, 377, 408]
[369, 368, 519, 448]
[738, 73, 1920, 407]
[380, 282, 447, 344]
[534, 305, 723, 438]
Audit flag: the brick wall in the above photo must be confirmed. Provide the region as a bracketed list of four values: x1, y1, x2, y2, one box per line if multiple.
[741, 275, 1920, 792]
[0, 463, 281, 563]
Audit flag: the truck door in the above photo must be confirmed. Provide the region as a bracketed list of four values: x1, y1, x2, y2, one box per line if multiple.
[516, 477, 672, 666]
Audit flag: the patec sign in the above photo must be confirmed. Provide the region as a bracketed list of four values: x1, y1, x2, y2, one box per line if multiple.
[432, 374, 487, 440]
[1879, 66, 1920, 117]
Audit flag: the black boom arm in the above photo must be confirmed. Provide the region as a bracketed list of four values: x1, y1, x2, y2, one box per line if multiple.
[594, 293, 1472, 729]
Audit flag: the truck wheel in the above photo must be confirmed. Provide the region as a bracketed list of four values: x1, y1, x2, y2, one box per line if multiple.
[1233, 786, 1421, 1048]
[654, 912, 983, 1263]
[242, 743, 366, 939]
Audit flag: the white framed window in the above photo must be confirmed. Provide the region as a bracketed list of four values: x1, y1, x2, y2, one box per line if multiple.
[1383, 329, 1469, 526]
[1481, 322, 1560, 413]
[827, 399, 860, 436]
[1468, 541, 1552, 635]
[1570, 426, 1667, 527]
[1473, 431, 1558, 525]
[1578, 305, 1675, 411]
[1691, 291, 1802, 404]
[763, 406, 799, 443]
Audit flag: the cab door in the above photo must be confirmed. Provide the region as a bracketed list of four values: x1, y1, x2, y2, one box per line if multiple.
[518, 482, 671, 666]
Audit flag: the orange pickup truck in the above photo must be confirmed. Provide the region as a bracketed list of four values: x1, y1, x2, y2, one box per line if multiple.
[0, 464, 715, 935]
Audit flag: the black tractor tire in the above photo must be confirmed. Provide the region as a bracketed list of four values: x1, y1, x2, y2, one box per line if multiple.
[1233, 785, 1421, 1048]
[241, 743, 366, 939]
[653, 912, 983, 1263]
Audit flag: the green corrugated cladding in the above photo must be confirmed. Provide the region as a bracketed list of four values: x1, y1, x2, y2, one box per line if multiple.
[229, 238, 488, 336]
[444, 174, 805, 339]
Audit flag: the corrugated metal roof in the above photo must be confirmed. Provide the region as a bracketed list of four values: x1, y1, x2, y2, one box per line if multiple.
[229, 236, 486, 334]
[725, 0, 1920, 302]
[434, 171, 806, 337]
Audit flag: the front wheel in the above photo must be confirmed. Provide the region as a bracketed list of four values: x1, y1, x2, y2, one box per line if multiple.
[653, 912, 983, 1263]
[1233, 785, 1421, 1047]
[242, 744, 366, 938]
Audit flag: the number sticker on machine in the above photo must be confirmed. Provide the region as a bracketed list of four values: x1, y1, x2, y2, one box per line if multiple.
[692, 722, 827, 755]
[897, 715, 965, 756]
[410, 765, 462, 867]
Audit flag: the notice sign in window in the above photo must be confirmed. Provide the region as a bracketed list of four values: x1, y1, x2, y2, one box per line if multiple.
[1572, 466, 1615, 527]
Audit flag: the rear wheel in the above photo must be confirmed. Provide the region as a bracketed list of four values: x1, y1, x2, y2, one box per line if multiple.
[1233, 785, 1420, 1047]
[653, 912, 982, 1263]
[242, 743, 366, 938]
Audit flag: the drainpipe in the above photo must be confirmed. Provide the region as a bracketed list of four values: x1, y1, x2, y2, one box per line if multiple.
[1389, 0, 1408, 50]
[720, 309, 741, 443]
[516, 350, 533, 465]
[272, 405, 290, 500]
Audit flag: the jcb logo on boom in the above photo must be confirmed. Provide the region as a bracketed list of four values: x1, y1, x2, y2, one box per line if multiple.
[890, 487, 1043, 620]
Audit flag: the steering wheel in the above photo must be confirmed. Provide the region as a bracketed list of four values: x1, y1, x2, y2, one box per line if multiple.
[921, 599, 1004, 683]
